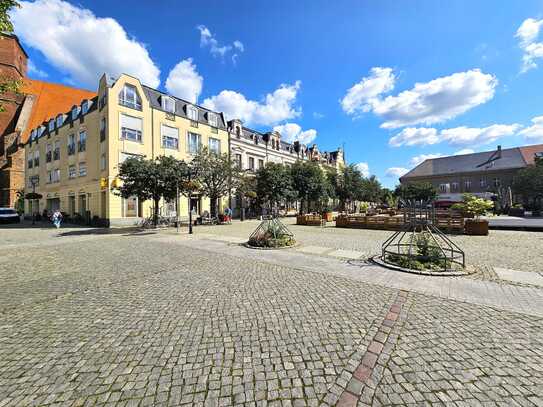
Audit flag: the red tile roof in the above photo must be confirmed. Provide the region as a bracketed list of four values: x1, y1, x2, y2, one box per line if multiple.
[519, 144, 543, 165]
[21, 79, 96, 143]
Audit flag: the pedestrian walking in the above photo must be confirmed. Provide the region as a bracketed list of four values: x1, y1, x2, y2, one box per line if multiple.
[51, 209, 63, 229]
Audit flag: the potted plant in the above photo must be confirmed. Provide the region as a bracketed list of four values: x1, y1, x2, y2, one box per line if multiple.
[321, 206, 333, 222]
[359, 201, 370, 214]
[452, 194, 494, 236]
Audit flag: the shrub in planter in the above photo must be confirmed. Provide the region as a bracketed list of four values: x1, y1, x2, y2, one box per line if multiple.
[321, 207, 333, 222]
[452, 194, 494, 236]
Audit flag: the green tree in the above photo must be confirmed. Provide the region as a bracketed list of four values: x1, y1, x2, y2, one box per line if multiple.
[512, 157, 543, 207]
[0, 0, 22, 112]
[359, 175, 382, 202]
[191, 147, 241, 218]
[394, 182, 438, 202]
[255, 162, 294, 213]
[113, 155, 188, 227]
[290, 161, 329, 213]
[330, 164, 364, 211]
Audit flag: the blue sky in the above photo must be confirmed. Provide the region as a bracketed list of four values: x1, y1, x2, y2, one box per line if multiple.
[11, 0, 543, 188]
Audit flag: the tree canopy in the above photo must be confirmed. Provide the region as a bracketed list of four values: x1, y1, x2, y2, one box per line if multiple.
[290, 161, 330, 213]
[113, 155, 188, 226]
[394, 182, 438, 202]
[255, 162, 295, 212]
[512, 157, 543, 207]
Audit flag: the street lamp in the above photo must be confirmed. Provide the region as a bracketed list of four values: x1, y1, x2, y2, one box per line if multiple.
[30, 177, 38, 225]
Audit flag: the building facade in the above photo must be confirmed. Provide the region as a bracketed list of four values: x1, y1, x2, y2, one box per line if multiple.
[400, 144, 543, 203]
[0, 33, 96, 208]
[24, 73, 229, 226]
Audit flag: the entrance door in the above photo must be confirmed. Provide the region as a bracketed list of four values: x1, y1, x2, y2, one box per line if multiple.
[79, 195, 87, 216]
[190, 196, 200, 216]
[100, 191, 107, 219]
[68, 196, 76, 216]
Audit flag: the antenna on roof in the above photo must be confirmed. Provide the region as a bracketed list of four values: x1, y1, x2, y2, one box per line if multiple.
[476, 145, 502, 168]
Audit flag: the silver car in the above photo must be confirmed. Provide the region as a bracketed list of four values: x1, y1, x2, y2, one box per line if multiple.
[0, 208, 21, 224]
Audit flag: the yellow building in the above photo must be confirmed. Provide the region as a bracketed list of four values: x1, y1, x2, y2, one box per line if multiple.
[24, 73, 229, 226]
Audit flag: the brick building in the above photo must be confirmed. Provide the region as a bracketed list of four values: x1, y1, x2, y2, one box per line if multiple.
[0, 33, 95, 207]
[400, 144, 543, 204]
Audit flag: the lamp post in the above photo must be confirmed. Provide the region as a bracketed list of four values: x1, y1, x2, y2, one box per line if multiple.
[30, 177, 38, 225]
[176, 182, 180, 233]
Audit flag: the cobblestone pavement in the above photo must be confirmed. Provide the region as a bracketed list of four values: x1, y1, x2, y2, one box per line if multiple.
[0, 226, 542, 406]
[195, 218, 543, 273]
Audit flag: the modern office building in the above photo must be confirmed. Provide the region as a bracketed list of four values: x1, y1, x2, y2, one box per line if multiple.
[400, 144, 543, 203]
[24, 73, 230, 226]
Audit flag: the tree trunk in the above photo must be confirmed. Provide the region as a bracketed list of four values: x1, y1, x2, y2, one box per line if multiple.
[153, 198, 160, 227]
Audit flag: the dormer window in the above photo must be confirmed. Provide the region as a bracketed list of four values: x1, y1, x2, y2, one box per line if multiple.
[30, 129, 36, 140]
[56, 114, 64, 127]
[48, 119, 55, 132]
[71, 106, 80, 121]
[187, 105, 198, 121]
[119, 84, 142, 110]
[81, 100, 90, 115]
[161, 96, 175, 113]
[38, 126, 45, 136]
[208, 112, 218, 127]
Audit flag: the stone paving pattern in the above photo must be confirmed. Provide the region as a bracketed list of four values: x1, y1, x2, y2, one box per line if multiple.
[0, 225, 542, 406]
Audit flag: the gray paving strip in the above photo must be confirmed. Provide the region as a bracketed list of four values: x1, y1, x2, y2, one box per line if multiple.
[158, 235, 543, 318]
[494, 267, 543, 287]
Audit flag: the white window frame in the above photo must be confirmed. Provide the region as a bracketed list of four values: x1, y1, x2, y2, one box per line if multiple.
[68, 165, 76, 179]
[161, 124, 179, 150]
[119, 84, 142, 110]
[48, 119, 55, 132]
[208, 112, 218, 127]
[161, 96, 175, 113]
[187, 105, 198, 121]
[81, 100, 90, 115]
[208, 137, 221, 154]
[100, 154, 106, 171]
[78, 130, 87, 152]
[71, 106, 80, 121]
[56, 115, 64, 128]
[119, 113, 143, 143]
[52, 168, 60, 183]
[187, 132, 201, 154]
[79, 162, 87, 177]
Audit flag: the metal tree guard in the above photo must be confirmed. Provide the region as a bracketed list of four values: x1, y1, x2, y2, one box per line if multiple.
[381, 200, 465, 271]
[248, 215, 294, 244]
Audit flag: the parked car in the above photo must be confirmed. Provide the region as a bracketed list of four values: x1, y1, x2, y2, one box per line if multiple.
[0, 208, 21, 224]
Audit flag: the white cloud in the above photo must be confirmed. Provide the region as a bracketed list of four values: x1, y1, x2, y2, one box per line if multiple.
[385, 167, 409, 178]
[313, 112, 325, 119]
[340, 67, 395, 115]
[12, 0, 160, 88]
[516, 18, 543, 72]
[454, 148, 475, 155]
[518, 116, 543, 142]
[409, 154, 443, 167]
[202, 81, 301, 126]
[197, 25, 243, 63]
[27, 59, 48, 78]
[440, 124, 521, 145]
[355, 162, 370, 177]
[375, 70, 497, 129]
[273, 123, 316, 144]
[389, 127, 439, 147]
[165, 58, 203, 104]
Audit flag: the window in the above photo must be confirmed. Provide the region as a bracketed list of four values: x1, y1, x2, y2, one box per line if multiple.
[464, 180, 472, 191]
[47, 170, 52, 184]
[100, 154, 106, 171]
[120, 114, 143, 142]
[493, 178, 501, 188]
[56, 114, 64, 128]
[46, 143, 52, 162]
[68, 165, 76, 179]
[451, 182, 459, 192]
[78, 131, 87, 152]
[99, 93, 107, 110]
[161, 124, 179, 150]
[208, 112, 218, 127]
[53, 141, 60, 161]
[81, 100, 90, 115]
[249, 157, 255, 171]
[100, 117, 106, 141]
[439, 184, 448, 193]
[68, 134, 76, 155]
[27, 155, 33, 168]
[208, 137, 221, 154]
[187, 132, 201, 154]
[52, 168, 60, 183]
[34, 150, 39, 167]
[48, 119, 55, 132]
[79, 162, 87, 177]
[71, 106, 80, 121]
[258, 159, 264, 169]
[480, 178, 487, 188]
[119, 84, 142, 110]
[187, 105, 198, 121]
[161, 96, 175, 113]
[30, 129, 36, 141]
[235, 153, 242, 169]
